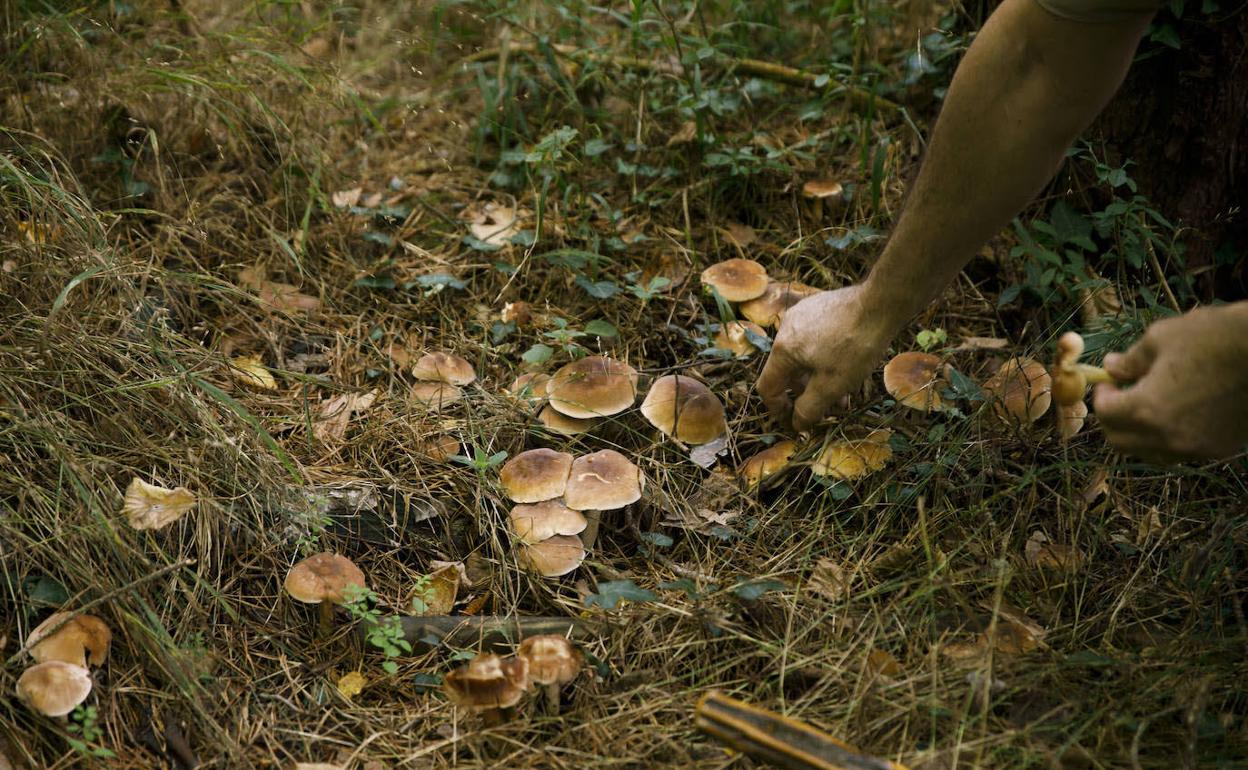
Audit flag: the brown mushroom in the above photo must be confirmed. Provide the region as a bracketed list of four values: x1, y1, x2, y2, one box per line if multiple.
[984, 357, 1052, 425]
[565, 450, 643, 549]
[517, 534, 586, 577]
[499, 448, 574, 503]
[507, 372, 551, 403]
[738, 441, 797, 489]
[443, 653, 531, 725]
[509, 500, 588, 545]
[537, 404, 600, 436]
[546, 356, 638, 419]
[27, 613, 111, 668]
[410, 381, 463, 411]
[712, 321, 769, 357]
[1056, 399, 1089, 442]
[811, 430, 893, 481]
[739, 281, 819, 329]
[640, 375, 728, 445]
[284, 552, 368, 635]
[802, 179, 845, 220]
[412, 352, 476, 386]
[16, 661, 93, 718]
[517, 634, 583, 712]
[700, 258, 769, 302]
[1050, 331, 1114, 407]
[883, 352, 949, 413]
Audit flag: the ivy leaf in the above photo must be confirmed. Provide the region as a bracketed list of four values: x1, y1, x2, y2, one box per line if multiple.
[584, 580, 657, 610]
[522, 344, 554, 365]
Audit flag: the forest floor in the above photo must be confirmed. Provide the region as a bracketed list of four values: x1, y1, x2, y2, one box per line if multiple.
[1, 1, 1246, 768]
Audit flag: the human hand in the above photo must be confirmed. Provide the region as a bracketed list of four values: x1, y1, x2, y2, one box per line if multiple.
[1092, 303, 1248, 463]
[756, 286, 896, 432]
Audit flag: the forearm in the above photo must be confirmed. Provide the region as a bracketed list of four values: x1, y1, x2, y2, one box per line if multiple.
[859, 0, 1154, 329]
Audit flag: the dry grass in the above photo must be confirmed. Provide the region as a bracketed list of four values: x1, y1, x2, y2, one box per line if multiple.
[2, 1, 1246, 768]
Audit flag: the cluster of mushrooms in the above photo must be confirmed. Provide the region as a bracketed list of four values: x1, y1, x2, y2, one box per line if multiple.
[442, 634, 583, 722]
[14, 613, 111, 718]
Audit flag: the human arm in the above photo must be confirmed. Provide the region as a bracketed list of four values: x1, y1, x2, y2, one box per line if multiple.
[758, 0, 1157, 430]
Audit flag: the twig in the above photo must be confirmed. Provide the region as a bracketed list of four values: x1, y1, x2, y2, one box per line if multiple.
[1140, 213, 1181, 313]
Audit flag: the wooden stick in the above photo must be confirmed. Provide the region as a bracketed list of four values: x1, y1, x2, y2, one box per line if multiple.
[695, 691, 909, 770]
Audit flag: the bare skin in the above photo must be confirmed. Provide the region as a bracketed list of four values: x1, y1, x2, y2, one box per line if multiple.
[757, 0, 1248, 463]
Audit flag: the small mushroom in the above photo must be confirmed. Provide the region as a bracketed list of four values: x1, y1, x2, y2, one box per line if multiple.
[640, 375, 728, 445]
[27, 613, 111, 668]
[517, 535, 586, 577]
[700, 258, 769, 302]
[712, 321, 769, 357]
[16, 661, 93, 718]
[984, 357, 1052, 425]
[802, 179, 845, 220]
[811, 430, 893, 481]
[413, 352, 477, 386]
[499, 448, 574, 503]
[1050, 331, 1114, 407]
[1056, 399, 1089, 442]
[284, 552, 368, 636]
[443, 653, 531, 725]
[122, 477, 196, 531]
[410, 381, 463, 411]
[537, 404, 600, 436]
[738, 441, 797, 489]
[509, 500, 588, 545]
[883, 352, 949, 413]
[739, 281, 819, 329]
[517, 634, 583, 713]
[546, 356, 638, 419]
[565, 450, 643, 549]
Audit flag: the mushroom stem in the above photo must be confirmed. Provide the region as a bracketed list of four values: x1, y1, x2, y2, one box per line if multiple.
[544, 682, 561, 715]
[1077, 363, 1113, 385]
[581, 511, 601, 551]
[317, 601, 334, 637]
[481, 707, 504, 728]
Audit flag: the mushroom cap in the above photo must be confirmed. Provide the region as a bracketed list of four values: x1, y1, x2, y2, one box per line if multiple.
[412, 352, 476, 385]
[123, 477, 196, 531]
[811, 430, 893, 480]
[1050, 332, 1088, 407]
[499, 448, 574, 503]
[639, 375, 727, 445]
[537, 404, 600, 436]
[410, 381, 463, 410]
[564, 450, 643, 511]
[802, 179, 845, 199]
[285, 552, 368, 605]
[443, 653, 530, 710]
[517, 535, 586, 577]
[699, 258, 769, 303]
[418, 434, 461, 462]
[507, 372, 551, 402]
[738, 440, 797, 488]
[517, 635, 583, 686]
[984, 357, 1052, 424]
[712, 321, 768, 357]
[546, 356, 638, 419]
[27, 613, 111, 668]
[509, 500, 588, 545]
[739, 282, 819, 328]
[1057, 399, 1089, 442]
[16, 661, 92, 717]
[883, 352, 948, 413]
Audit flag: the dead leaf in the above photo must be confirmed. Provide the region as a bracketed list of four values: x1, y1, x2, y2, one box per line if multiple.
[641, 251, 690, 290]
[807, 558, 851, 601]
[336, 670, 366, 699]
[123, 478, 196, 530]
[867, 648, 902, 677]
[331, 187, 362, 208]
[1136, 506, 1164, 545]
[953, 336, 1009, 351]
[660, 506, 740, 535]
[361, 191, 383, 208]
[721, 222, 757, 249]
[501, 301, 531, 325]
[229, 355, 277, 391]
[689, 433, 730, 469]
[413, 564, 460, 616]
[313, 390, 378, 444]
[1024, 531, 1085, 571]
[667, 120, 698, 147]
[462, 591, 490, 616]
[940, 636, 990, 666]
[984, 602, 1045, 654]
[467, 202, 521, 248]
[1082, 467, 1110, 507]
[429, 560, 471, 587]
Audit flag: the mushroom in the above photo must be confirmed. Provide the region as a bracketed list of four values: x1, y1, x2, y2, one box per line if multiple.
[883, 352, 949, 413]
[122, 477, 196, 531]
[284, 552, 368, 636]
[801, 179, 845, 220]
[739, 281, 819, 329]
[564, 450, 643, 549]
[537, 404, 600, 436]
[418, 434, 461, 462]
[27, 613, 111, 668]
[546, 356, 638, 419]
[517, 634, 583, 713]
[738, 441, 797, 489]
[509, 500, 588, 545]
[499, 448, 574, 503]
[983, 357, 1052, 425]
[1050, 331, 1114, 407]
[412, 352, 477, 386]
[410, 381, 463, 411]
[712, 321, 769, 357]
[811, 430, 893, 481]
[518, 535, 587, 577]
[1057, 399, 1089, 442]
[699, 258, 769, 302]
[16, 661, 93, 718]
[640, 375, 728, 445]
[443, 653, 531, 726]
[507, 372, 551, 403]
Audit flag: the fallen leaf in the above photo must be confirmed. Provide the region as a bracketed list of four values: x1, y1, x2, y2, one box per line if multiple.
[867, 648, 902, 677]
[721, 222, 757, 249]
[313, 390, 378, 444]
[1082, 467, 1110, 507]
[1024, 531, 1085, 571]
[940, 636, 990, 665]
[689, 433, 730, 469]
[336, 671, 366, 699]
[667, 120, 698, 147]
[807, 558, 851, 601]
[229, 355, 277, 391]
[123, 478, 196, 530]
[1136, 506, 1164, 545]
[466, 202, 521, 248]
[331, 187, 363, 208]
[953, 336, 1010, 351]
[361, 191, 383, 208]
[413, 563, 460, 616]
[640, 251, 690, 289]
[462, 592, 491, 616]
[429, 560, 471, 587]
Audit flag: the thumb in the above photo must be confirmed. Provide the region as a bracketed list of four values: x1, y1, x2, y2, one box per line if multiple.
[792, 371, 847, 432]
[1103, 334, 1157, 383]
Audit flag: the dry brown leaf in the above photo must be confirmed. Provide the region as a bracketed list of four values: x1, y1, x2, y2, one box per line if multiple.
[1024, 531, 1085, 571]
[1082, 467, 1110, 506]
[1136, 507, 1164, 545]
[641, 251, 690, 290]
[361, 191, 383, 208]
[335, 670, 366, 700]
[123, 478, 196, 530]
[428, 560, 471, 587]
[331, 187, 362, 208]
[467, 202, 521, 248]
[807, 558, 851, 601]
[721, 222, 757, 249]
[667, 120, 698, 147]
[229, 355, 277, 391]
[867, 648, 902, 677]
[413, 563, 460, 616]
[940, 636, 990, 665]
[313, 390, 378, 444]
[953, 336, 1010, 351]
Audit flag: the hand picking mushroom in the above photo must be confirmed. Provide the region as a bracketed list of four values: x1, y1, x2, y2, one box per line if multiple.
[1050, 331, 1115, 407]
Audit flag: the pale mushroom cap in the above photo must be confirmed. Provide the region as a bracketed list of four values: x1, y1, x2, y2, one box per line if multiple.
[517, 635, 583, 686]
[410, 381, 463, 410]
[739, 281, 819, 328]
[443, 653, 530, 710]
[564, 450, 643, 511]
[507, 372, 551, 402]
[413, 352, 476, 385]
[28, 613, 111, 668]
[984, 358, 1052, 424]
[883, 352, 948, 412]
[802, 179, 845, 199]
[639, 375, 727, 445]
[1057, 399, 1089, 441]
[518, 535, 586, 577]
[811, 430, 893, 480]
[537, 404, 600, 436]
[1051, 332, 1088, 407]
[738, 440, 797, 488]
[712, 321, 768, 357]
[700, 258, 769, 302]
[123, 477, 196, 530]
[510, 500, 588, 545]
[499, 448, 574, 503]
[546, 356, 638, 419]
[16, 661, 92, 717]
[285, 552, 367, 605]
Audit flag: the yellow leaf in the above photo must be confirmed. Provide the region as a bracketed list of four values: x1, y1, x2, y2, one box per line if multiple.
[123, 478, 196, 530]
[867, 648, 902, 677]
[413, 564, 460, 616]
[336, 670, 366, 700]
[229, 355, 277, 391]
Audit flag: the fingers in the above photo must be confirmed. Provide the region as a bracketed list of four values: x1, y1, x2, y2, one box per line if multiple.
[1092, 382, 1179, 464]
[1091, 382, 1141, 431]
[792, 371, 850, 432]
[757, 349, 802, 428]
[1103, 334, 1157, 382]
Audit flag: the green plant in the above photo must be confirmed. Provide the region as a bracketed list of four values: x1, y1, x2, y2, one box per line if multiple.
[343, 587, 412, 675]
[915, 327, 947, 351]
[449, 445, 509, 475]
[67, 705, 115, 760]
